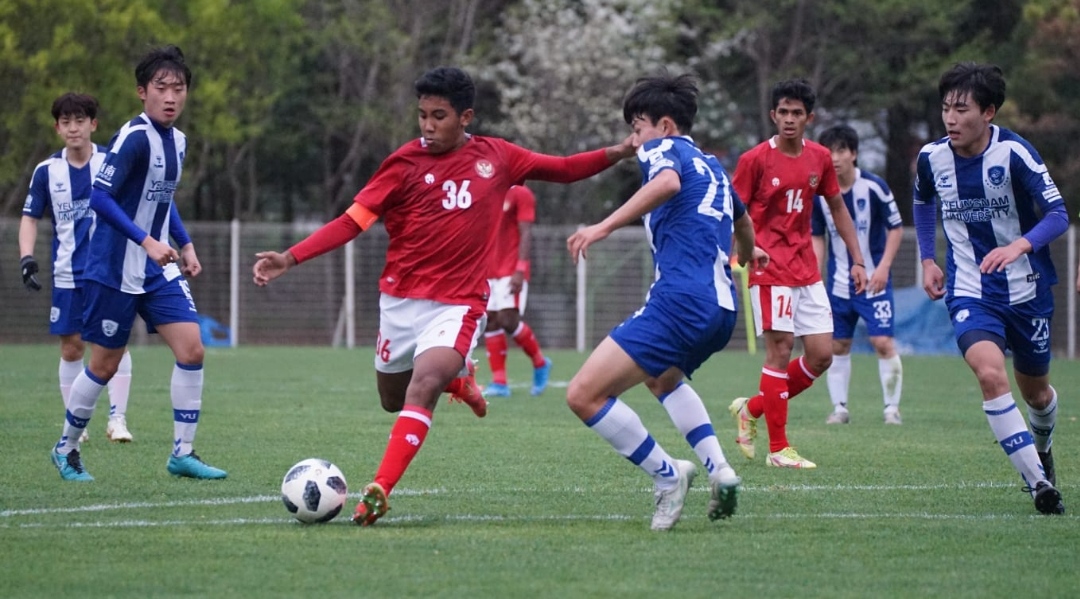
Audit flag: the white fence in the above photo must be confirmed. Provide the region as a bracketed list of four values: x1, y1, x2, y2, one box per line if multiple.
[1, 218, 1076, 358]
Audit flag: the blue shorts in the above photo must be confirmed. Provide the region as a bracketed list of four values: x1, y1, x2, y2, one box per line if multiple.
[830, 286, 895, 339]
[82, 278, 200, 349]
[609, 293, 736, 379]
[947, 294, 1053, 376]
[49, 287, 87, 336]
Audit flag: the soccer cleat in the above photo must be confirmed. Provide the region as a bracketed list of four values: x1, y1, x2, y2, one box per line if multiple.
[651, 459, 697, 531]
[884, 408, 903, 425]
[1029, 481, 1065, 515]
[707, 465, 741, 521]
[352, 482, 390, 526]
[50, 448, 94, 481]
[78, 429, 89, 443]
[167, 452, 227, 479]
[448, 361, 488, 417]
[1038, 449, 1056, 487]
[767, 446, 817, 469]
[826, 410, 850, 424]
[106, 415, 133, 443]
[485, 382, 512, 398]
[728, 397, 757, 459]
[531, 357, 553, 396]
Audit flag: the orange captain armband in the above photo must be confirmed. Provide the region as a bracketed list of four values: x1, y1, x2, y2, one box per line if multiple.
[346, 203, 379, 231]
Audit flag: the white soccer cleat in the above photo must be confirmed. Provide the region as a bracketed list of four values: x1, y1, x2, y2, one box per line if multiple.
[651, 459, 697, 531]
[729, 397, 757, 460]
[106, 415, 133, 443]
[766, 446, 817, 469]
[826, 410, 850, 424]
[78, 429, 89, 443]
[883, 407, 902, 425]
[707, 464, 741, 521]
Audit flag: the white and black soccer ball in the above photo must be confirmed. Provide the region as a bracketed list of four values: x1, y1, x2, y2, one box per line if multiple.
[281, 458, 348, 523]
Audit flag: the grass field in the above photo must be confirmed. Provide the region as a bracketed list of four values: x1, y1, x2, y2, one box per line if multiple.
[1, 344, 1078, 598]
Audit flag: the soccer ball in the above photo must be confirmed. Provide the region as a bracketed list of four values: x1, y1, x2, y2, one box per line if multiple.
[281, 458, 348, 523]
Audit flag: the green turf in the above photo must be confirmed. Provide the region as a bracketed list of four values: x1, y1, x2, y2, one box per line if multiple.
[1, 344, 1077, 598]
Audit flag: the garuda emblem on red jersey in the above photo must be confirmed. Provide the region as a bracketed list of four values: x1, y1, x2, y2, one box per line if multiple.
[808, 173, 819, 187]
[475, 160, 494, 179]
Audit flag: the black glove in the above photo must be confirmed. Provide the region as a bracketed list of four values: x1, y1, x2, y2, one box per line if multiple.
[20, 255, 41, 291]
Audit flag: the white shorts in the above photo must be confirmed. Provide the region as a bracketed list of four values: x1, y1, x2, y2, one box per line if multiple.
[485, 276, 529, 313]
[375, 294, 485, 374]
[750, 282, 833, 337]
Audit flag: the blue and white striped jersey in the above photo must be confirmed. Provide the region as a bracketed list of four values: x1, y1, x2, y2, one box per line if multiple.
[913, 125, 1062, 304]
[88, 113, 185, 294]
[22, 145, 107, 289]
[637, 136, 744, 311]
[812, 168, 903, 299]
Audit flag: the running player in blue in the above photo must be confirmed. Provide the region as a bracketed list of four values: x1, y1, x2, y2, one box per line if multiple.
[566, 72, 768, 531]
[49, 45, 226, 481]
[21, 93, 137, 444]
[914, 62, 1067, 515]
[811, 125, 904, 425]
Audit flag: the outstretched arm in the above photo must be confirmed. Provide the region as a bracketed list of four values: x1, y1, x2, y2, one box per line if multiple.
[253, 206, 372, 286]
[567, 169, 679, 264]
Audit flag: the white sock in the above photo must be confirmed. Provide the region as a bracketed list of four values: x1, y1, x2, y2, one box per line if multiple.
[826, 354, 851, 411]
[108, 350, 133, 419]
[586, 397, 678, 488]
[879, 355, 903, 410]
[1027, 386, 1057, 453]
[57, 369, 105, 454]
[659, 383, 729, 480]
[171, 363, 204, 457]
[983, 393, 1047, 486]
[58, 358, 83, 410]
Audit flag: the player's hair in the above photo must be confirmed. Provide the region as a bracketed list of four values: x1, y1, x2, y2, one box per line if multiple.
[415, 67, 475, 115]
[51, 93, 99, 121]
[622, 71, 699, 134]
[819, 125, 859, 153]
[135, 45, 192, 89]
[938, 62, 1005, 112]
[771, 78, 816, 113]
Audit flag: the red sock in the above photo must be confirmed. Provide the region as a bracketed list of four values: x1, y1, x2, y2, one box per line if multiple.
[512, 322, 546, 368]
[757, 366, 790, 452]
[485, 331, 508, 385]
[373, 406, 432, 495]
[786, 356, 820, 399]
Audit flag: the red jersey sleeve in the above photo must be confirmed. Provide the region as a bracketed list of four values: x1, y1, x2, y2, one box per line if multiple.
[353, 151, 410, 214]
[499, 140, 613, 184]
[288, 213, 362, 264]
[509, 185, 536, 223]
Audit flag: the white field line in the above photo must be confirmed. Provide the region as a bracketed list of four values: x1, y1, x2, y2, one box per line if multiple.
[0, 481, 1034, 520]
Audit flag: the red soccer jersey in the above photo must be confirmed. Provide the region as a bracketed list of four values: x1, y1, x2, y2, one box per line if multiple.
[351, 135, 610, 307]
[732, 137, 840, 287]
[489, 185, 536, 279]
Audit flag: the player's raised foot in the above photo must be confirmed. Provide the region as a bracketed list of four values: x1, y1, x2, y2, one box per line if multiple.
[106, 415, 133, 443]
[728, 397, 757, 459]
[707, 464, 740, 521]
[485, 382, 512, 398]
[883, 407, 903, 425]
[531, 357, 552, 396]
[767, 446, 817, 469]
[449, 374, 488, 417]
[167, 452, 227, 479]
[1029, 481, 1065, 515]
[51, 448, 94, 481]
[651, 459, 697, 531]
[352, 482, 389, 526]
[826, 409, 850, 425]
[1038, 449, 1056, 487]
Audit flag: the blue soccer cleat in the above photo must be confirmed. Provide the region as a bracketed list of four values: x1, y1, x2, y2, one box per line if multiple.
[168, 452, 227, 479]
[531, 358, 552, 396]
[51, 448, 94, 481]
[485, 382, 512, 397]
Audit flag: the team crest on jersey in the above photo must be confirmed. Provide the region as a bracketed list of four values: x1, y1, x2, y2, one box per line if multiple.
[986, 166, 1008, 189]
[856, 198, 867, 211]
[808, 173, 819, 187]
[475, 160, 494, 179]
[50, 307, 61, 323]
[102, 319, 119, 337]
